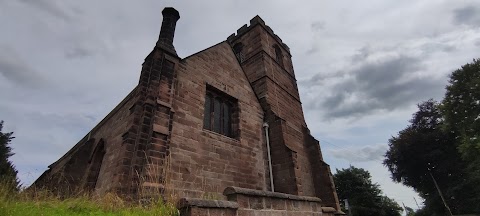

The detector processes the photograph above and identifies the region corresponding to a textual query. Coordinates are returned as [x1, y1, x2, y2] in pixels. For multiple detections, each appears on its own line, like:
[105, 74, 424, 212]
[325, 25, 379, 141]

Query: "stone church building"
[36, 7, 343, 215]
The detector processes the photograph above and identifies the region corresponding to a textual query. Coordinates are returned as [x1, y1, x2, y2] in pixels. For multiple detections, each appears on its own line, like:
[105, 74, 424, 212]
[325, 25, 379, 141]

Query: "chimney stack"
[156, 7, 180, 55]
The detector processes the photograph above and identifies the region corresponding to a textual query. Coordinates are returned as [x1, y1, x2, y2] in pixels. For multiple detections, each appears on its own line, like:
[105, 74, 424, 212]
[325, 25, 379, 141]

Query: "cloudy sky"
[1, 0, 479, 212]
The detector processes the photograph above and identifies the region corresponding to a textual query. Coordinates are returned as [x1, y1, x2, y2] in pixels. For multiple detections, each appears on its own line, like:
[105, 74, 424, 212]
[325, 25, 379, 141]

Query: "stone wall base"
[177, 186, 345, 216]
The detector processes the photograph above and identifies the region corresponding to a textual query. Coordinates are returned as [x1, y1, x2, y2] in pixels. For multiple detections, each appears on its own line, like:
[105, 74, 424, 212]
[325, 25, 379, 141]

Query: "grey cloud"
[301, 67, 349, 86]
[453, 6, 480, 27]
[25, 112, 96, 131]
[305, 46, 319, 55]
[351, 46, 372, 63]
[0, 46, 47, 88]
[308, 55, 444, 119]
[475, 39, 480, 47]
[305, 21, 326, 55]
[18, 0, 78, 21]
[311, 21, 325, 31]
[420, 42, 457, 54]
[0, 104, 96, 186]
[354, 56, 421, 85]
[441, 45, 456, 53]
[328, 144, 388, 162]
[0, 104, 96, 136]
[65, 47, 94, 59]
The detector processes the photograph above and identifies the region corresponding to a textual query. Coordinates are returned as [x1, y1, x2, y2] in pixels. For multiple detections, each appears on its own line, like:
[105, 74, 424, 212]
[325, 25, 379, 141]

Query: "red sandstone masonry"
[169, 42, 266, 199]
[34, 8, 342, 213]
[229, 22, 310, 195]
[177, 187, 341, 216]
[227, 15, 341, 208]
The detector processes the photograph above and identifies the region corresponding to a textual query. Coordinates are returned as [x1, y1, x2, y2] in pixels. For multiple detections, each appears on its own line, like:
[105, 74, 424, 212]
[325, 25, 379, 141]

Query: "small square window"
[203, 86, 237, 138]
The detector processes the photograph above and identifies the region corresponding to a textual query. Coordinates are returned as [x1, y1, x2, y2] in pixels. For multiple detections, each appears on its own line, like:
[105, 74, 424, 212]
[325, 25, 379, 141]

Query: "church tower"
[227, 16, 341, 210]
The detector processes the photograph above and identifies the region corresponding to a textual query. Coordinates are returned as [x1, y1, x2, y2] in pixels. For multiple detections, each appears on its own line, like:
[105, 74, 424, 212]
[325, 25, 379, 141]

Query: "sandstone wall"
[177, 187, 341, 216]
[168, 42, 267, 198]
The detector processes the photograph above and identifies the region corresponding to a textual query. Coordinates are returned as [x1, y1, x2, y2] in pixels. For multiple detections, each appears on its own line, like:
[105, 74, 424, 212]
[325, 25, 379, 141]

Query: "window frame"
[203, 86, 238, 138]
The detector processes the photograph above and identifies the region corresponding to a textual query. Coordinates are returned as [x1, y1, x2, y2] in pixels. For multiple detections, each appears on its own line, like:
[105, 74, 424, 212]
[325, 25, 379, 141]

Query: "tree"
[404, 206, 415, 216]
[442, 59, 480, 172]
[0, 121, 19, 190]
[334, 166, 402, 216]
[384, 100, 480, 214]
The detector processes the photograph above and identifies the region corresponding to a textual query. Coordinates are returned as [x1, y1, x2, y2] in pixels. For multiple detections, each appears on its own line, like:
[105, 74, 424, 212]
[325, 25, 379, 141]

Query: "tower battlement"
[227, 15, 291, 55]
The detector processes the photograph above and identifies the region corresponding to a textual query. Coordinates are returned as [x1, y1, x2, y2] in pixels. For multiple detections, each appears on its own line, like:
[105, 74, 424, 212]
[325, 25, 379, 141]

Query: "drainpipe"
[263, 122, 274, 192]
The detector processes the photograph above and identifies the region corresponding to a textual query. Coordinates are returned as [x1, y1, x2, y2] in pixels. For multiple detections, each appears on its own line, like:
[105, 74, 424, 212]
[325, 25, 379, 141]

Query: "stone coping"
[321, 207, 337, 213]
[223, 186, 322, 203]
[177, 198, 239, 209]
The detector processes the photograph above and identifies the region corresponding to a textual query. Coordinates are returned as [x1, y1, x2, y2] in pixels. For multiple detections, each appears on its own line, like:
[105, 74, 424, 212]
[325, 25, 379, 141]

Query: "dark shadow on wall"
[84, 139, 106, 191]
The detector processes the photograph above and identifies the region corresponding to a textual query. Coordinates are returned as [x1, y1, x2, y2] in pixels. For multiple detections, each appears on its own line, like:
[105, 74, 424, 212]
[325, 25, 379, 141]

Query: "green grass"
[1, 199, 178, 216]
[0, 182, 179, 216]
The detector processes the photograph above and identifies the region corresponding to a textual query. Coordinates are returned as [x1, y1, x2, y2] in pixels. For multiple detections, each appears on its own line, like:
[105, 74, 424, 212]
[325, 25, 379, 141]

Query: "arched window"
[203, 86, 236, 137]
[86, 139, 106, 190]
[274, 44, 284, 67]
[64, 138, 95, 193]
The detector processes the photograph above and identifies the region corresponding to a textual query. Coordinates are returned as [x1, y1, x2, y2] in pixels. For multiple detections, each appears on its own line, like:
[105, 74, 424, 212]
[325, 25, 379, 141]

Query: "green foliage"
[384, 59, 480, 215]
[404, 206, 415, 216]
[442, 59, 480, 171]
[384, 100, 480, 214]
[410, 207, 432, 216]
[0, 121, 19, 191]
[441, 58, 480, 214]
[334, 166, 402, 216]
[384, 100, 456, 189]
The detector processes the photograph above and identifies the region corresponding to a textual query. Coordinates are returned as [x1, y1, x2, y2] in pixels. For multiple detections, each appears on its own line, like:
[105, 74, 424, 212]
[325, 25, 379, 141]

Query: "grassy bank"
[0, 183, 179, 216]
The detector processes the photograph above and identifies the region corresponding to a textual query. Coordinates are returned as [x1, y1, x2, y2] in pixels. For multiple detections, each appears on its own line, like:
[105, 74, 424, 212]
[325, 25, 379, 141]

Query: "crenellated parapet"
[227, 15, 291, 56]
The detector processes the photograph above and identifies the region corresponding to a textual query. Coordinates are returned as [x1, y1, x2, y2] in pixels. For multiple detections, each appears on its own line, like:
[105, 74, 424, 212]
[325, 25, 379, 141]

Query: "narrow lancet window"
[274, 44, 284, 67]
